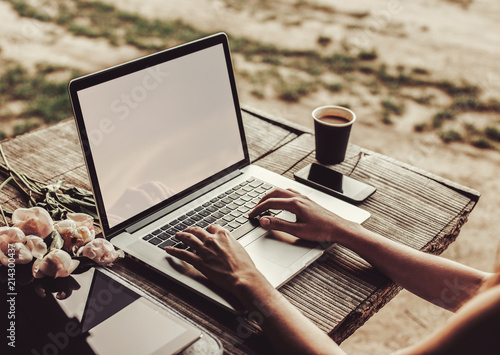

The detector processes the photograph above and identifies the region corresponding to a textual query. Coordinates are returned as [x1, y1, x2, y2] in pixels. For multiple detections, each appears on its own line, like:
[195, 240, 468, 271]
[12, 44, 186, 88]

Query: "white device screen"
[77, 44, 245, 227]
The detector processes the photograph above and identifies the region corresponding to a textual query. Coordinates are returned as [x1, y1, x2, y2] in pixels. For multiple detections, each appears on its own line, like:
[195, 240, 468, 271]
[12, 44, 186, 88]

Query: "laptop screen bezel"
[68, 33, 250, 238]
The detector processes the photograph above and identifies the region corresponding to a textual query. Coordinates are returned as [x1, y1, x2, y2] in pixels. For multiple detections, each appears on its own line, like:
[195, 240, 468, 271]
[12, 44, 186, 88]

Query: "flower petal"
[12, 207, 54, 239]
[32, 249, 80, 278]
[66, 213, 95, 232]
[25, 235, 48, 259]
[78, 238, 124, 266]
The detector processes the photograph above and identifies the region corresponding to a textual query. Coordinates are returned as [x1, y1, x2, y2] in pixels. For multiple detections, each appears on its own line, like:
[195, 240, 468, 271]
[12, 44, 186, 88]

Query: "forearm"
[234, 274, 345, 355]
[337, 223, 488, 311]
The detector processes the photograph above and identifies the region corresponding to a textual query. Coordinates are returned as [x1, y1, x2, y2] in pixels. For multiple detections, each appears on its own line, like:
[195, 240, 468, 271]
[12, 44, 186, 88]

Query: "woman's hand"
[249, 188, 358, 243]
[164, 224, 267, 296]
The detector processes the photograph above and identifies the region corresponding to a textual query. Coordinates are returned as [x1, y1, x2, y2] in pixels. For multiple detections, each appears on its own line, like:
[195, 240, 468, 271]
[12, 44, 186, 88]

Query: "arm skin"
[166, 224, 346, 354]
[248, 189, 492, 311]
[166, 188, 499, 354]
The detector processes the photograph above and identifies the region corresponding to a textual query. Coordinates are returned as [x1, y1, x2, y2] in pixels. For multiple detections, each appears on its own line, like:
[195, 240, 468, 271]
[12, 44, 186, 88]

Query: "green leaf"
[62, 186, 94, 200]
[47, 230, 64, 251]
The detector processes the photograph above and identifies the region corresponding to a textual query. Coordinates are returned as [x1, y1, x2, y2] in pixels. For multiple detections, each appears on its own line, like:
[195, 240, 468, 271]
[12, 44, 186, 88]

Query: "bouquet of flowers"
[0, 143, 123, 281]
[0, 207, 124, 278]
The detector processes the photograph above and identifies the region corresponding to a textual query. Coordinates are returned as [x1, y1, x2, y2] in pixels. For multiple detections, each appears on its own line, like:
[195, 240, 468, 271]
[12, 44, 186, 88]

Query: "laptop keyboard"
[141, 177, 276, 251]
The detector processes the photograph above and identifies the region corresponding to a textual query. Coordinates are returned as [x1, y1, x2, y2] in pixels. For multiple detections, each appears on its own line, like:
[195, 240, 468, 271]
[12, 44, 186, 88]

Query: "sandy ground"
[1, 0, 499, 353]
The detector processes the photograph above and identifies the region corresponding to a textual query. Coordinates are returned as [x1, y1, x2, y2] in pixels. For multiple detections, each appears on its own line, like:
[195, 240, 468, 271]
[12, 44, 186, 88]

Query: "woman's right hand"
[248, 188, 358, 243]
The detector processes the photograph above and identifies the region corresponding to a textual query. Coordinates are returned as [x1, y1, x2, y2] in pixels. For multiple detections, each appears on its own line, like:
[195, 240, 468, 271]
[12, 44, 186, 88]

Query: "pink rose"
[12, 207, 54, 239]
[0, 226, 36, 266]
[32, 249, 80, 278]
[25, 235, 48, 259]
[66, 213, 95, 232]
[54, 219, 95, 254]
[77, 238, 124, 266]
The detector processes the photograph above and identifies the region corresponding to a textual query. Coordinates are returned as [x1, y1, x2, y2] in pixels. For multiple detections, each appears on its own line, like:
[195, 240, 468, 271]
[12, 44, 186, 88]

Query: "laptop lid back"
[69, 33, 249, 238]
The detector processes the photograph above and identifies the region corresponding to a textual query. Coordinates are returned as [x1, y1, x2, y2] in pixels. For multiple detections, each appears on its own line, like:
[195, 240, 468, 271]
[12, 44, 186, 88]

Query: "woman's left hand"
[165, 224, 266, 296]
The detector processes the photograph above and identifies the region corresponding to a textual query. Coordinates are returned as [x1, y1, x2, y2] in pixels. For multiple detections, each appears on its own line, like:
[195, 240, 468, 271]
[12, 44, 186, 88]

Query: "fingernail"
[260, 217, 270, 227]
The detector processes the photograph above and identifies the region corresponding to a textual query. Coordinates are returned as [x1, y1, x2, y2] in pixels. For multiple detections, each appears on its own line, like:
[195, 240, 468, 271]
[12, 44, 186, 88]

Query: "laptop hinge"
[125, 170, 243, 235]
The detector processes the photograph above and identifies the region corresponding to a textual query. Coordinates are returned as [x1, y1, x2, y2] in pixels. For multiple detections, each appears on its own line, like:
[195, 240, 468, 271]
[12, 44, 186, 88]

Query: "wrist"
[232, 270, 278, 309]
[333, 219, 367, 246]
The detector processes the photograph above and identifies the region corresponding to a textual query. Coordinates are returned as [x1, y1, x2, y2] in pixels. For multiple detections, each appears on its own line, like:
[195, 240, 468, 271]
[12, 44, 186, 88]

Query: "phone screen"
[294, 163, 375, 202]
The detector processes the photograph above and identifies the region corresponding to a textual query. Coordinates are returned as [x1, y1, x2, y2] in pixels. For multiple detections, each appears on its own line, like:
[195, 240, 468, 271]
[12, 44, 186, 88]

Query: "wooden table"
[0, 105, 480, 354]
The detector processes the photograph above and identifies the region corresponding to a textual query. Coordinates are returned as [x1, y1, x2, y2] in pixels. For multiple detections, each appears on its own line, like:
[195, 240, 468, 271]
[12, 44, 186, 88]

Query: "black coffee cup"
[313, 106, 356, 164]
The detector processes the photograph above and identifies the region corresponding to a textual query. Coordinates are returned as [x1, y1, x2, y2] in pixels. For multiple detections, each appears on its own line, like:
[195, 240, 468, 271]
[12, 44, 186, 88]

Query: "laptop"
[68, 32, 370, 313]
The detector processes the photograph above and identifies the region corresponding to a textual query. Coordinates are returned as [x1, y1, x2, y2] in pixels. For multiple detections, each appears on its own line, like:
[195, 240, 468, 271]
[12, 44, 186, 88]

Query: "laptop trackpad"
[246, 230, 318, 268]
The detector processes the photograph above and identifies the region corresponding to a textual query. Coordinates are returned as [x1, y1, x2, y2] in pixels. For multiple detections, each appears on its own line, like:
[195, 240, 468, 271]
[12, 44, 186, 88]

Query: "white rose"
[0, 226, 33, 266]
[12, 207, 54, 239]
[78, 238, 124, 266]
[32, 249, 80, 278]
[54, 219, 95, 254]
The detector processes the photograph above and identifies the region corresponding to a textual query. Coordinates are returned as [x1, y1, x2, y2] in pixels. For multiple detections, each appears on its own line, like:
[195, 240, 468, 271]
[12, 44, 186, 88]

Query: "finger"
[259, 215, 302, 235]
[165, 246, 201, 266]
[182, 226, 211, 242]
[175, 231, 204, 249]
[249, 197, 303, 218]
[259, 188, 297, 203]
[206, 224, 225, 234]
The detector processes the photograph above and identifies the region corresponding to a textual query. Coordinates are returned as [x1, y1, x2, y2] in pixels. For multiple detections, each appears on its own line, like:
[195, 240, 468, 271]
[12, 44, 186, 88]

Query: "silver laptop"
[69, 33, 370, 313]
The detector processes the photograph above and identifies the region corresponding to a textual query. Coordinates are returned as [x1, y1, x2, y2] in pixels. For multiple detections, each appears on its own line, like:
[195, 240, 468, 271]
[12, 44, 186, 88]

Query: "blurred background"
[1, 0, 499, 353]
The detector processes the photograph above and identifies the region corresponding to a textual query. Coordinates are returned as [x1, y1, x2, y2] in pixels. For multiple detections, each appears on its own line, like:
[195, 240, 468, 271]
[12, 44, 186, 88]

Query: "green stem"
[0, 176, 14, 191]
[0, 144, 12, 171]
[0, 205, 9, 226]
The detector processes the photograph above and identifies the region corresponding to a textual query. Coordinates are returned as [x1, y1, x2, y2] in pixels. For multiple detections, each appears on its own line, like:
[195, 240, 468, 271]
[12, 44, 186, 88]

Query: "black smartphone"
[294, 163, 376, 203]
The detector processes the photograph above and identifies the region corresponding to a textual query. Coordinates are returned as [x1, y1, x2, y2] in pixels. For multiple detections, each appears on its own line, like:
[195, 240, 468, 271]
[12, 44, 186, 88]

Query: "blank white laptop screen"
[77, 44, 245, 228]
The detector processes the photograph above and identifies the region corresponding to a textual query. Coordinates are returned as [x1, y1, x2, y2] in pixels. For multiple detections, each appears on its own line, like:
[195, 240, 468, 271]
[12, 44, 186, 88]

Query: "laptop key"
[171, 235, 180, 243]
[215, 219, 227, 226]
[196, 220, 209, 228]
[228, 221, 241, 230]
[230, 210, 241, 218]
[249, 181, 263, 188]
[158, 239, 177, 248]
[219, 207, 231, 215]
[142, 234, 154, 241]
[175, 242, 188, 250]
[148, 237, 163, 245]
[233, 199, 245, 206]
[152, 229, 162, 235]
[157, 232, 169, 241]
[236, 216, 248, 224]
[198, 210, 211, 217]
[212, 211, 224, 219]
[204, 216, 217, 224]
